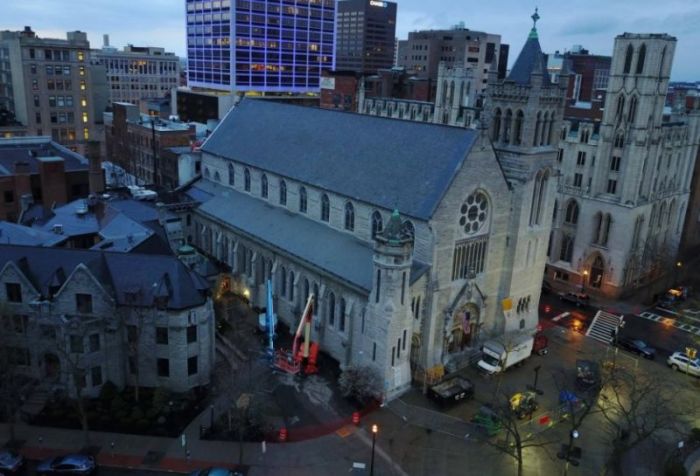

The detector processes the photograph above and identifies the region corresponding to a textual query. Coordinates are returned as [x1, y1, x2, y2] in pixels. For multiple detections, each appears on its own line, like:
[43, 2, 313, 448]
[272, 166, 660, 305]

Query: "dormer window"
[76, 293, 93, 314]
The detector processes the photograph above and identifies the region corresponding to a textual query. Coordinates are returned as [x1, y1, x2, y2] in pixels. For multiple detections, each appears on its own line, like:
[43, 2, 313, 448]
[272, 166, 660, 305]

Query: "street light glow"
[372, 424, 378, 434]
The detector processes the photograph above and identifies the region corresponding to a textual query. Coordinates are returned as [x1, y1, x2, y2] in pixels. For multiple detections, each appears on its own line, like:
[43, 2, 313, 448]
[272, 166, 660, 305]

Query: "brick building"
[0, 136, 100, 222]
[105, 102, 195, 188]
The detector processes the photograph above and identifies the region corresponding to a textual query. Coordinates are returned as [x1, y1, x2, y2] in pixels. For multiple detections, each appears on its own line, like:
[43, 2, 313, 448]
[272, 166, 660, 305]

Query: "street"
[21, 459, 182, 475]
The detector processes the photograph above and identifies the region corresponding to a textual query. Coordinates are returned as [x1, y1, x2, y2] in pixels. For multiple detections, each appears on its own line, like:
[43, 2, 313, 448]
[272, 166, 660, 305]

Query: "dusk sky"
[2, 0, 699, 81]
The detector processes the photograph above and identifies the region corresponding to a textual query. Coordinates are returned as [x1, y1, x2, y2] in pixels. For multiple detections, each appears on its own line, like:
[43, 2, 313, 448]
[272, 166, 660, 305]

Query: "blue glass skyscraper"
[186, 0, 336, 93]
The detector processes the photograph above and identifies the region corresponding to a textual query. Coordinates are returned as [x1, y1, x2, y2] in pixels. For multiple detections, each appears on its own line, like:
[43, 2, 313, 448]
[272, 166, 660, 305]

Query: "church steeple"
[507, 8, 550, 85]
[529, 8, 540, 39]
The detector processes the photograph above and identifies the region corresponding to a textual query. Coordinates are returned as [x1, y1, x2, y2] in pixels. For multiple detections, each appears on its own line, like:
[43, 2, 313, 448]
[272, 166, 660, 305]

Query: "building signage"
[320, 77, 336, 90]
[369, 0, 387, 7]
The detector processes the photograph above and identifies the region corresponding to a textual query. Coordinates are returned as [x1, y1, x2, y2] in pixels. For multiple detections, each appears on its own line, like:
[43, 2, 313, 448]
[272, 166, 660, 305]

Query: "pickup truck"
[428, 376, 474, 407]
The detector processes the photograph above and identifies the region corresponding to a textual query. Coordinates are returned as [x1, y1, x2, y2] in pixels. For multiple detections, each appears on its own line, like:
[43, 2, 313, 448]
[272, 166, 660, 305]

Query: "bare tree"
[481, 389, 557, 476]
[597, 367, 696, 475]
[0, 302, 25, 443]
[121, 289, 154, 403]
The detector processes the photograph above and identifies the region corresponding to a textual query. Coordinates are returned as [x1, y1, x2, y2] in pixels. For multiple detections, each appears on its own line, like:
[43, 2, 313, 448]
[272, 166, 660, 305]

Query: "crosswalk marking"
[636, 309, 700, 336]
[586, 310, 624, 344]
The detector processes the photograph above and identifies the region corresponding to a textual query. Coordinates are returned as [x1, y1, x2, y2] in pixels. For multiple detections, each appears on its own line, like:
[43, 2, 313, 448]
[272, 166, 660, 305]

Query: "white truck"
[477, 333, 534, 375]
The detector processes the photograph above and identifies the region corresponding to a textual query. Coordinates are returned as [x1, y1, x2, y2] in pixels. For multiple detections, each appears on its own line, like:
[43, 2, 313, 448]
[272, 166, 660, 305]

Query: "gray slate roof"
[507, 31, 551, 86]
[201, 99, 478, 220]
[0, 221, 68, 247]
[193, 179, 428, 293]
[0, 244, 208, 309]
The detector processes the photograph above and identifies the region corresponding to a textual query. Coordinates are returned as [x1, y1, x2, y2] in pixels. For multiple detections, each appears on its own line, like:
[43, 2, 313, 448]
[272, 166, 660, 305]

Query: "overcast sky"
[2, 0, 699, 81]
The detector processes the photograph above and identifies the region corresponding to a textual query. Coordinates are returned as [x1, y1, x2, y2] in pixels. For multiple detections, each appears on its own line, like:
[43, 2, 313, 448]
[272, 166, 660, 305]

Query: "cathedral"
[548, 34, 700, 298]
[182, 15, 565, 399]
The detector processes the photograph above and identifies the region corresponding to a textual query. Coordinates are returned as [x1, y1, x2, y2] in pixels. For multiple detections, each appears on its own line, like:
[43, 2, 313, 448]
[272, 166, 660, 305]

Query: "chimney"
[87, 140, 105, 194]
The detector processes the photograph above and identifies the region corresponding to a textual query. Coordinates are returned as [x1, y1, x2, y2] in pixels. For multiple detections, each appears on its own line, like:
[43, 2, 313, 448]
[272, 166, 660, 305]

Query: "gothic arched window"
[402, 220, 415, 247]
[303, 278, 310, 303]
[288, 271, 295, 302]
[616, 95, 625, 121]
[529, 171, 549, 225]
[299, 186, 307, 213]
[280, 266, 287, 297]
[636, 43, 646, 74]
[339, 298, 346, 332]
[344, 202, 355, 231]
[321, 193, 330, 222]
[504, 109, 513, 143]
[514, 110, 524, 145]
[371, 210, 383, 238]
[492, 108, 502, 143]
[244, 168, 251, 191]
[565, 200, 579, 225]
[614, 131, 625, 148]
[623, 45, 634, 74]
[261, 174, 268, 198]
[228, 163, 234, 186]
[628, 96, 638, 124]
[328, 292, 335, 326]
[214, 171, 221, 182]
[279, 179, 287, 205]
[559, 234, 574, 262]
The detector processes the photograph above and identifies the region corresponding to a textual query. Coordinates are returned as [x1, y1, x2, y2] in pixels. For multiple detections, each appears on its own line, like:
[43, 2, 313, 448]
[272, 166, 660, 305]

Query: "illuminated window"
[80, 80, 86, 90]
[82, 112, 88, 123]
[83, 128, 89, 140]
[77, 51, 84, 61]
[79, 66, 85, 76]
[81, 97, 87, 107]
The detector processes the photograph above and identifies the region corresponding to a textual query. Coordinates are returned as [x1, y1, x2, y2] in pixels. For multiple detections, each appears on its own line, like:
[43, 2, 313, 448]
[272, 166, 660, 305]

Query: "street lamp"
[370, 424, 378, 476]
[581, 270, 589, 293]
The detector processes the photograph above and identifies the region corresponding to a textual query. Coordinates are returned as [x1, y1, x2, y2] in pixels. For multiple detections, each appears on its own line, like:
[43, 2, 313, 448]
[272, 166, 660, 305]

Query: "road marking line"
[552, 312, 570, 322]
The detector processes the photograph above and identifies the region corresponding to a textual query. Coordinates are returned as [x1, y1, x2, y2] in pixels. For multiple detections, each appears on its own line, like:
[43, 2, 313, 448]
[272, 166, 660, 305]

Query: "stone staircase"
[586, 310, 624, 344]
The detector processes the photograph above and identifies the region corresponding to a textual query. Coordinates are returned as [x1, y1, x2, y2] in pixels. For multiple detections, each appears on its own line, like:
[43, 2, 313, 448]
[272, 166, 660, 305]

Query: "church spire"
[529, 8, 540, 39]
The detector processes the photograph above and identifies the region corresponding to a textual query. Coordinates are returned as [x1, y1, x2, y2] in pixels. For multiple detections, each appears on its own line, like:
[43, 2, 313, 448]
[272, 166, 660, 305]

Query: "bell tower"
[363, 210, 414, 400]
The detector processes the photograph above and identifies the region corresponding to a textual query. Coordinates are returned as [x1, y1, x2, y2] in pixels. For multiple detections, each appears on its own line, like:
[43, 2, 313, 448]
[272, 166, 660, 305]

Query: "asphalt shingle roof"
[0, 245, 208, 309]
[200, 99, 478, 220]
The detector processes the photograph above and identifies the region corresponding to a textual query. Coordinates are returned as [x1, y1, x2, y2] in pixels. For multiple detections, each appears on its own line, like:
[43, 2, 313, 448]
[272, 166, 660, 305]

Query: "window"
[76, 293, 93, 313]
[607, 179, 617, 194]
[214, 171, 221, 182]
[576, 151, 586, 166]
[228, 163, 234, 185]
[557, 148, 564, 162]
[243, 168, 251, 191]
[188, 356, 198, 376]
[299, 186, 307, 213]
[565, 200, 579, 224]
[623, 45, 633, 74]
[11, 314, 27, 334]
[5, 283, 22, 303]
[451, 236, 488, 280]
[339, 298, 346, 332]
[372, 342, 376, 361]
[559, 234, 574, 262]
[375, 270, 381, 303]
[279, 179, 287, 205]
[371, 211, 383, 238]
[328, 292, 335, 326]
[80, 80, 86, 90]
[614, 132, 625, 148]
[636, 44, 646, 74]
[280, 267, 287, 297]
[530, 172, 549, 226]
[157, 358, 170, 377]
[187, 325, 197, 343]
[628, 96, 637, 123]
[573, 173, 583, 188]
[81, 112, 88, 123]
[401, 272, 406, 305]
[89, 333, 100, 352]
[288, 271, 295, 302]
[156, 327, 169, 345]
[321, 194, 330, 222]
[261, 174, 268, 198]
[3, 190, 14, 203]
[610, 156, 621, 172]
[127, 325, 137, 343]
[91, 366, 103, 387]
[344, 202, 355, 231]
[615, 95, 625, 121]
[70, 335, 84, 353]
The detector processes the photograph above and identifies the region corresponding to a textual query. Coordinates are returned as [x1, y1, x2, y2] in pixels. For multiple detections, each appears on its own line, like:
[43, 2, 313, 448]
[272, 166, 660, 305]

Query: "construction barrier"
[352, 412, 360, 425]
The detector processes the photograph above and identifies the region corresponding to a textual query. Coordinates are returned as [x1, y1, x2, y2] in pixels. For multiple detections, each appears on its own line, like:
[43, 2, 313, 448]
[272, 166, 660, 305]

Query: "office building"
[0, 27, 98, 155]
[185, 0, 336, 93]
[93, 37, 180, 107]
[397, 27, 507, 95]
[335, 0, 397, 73]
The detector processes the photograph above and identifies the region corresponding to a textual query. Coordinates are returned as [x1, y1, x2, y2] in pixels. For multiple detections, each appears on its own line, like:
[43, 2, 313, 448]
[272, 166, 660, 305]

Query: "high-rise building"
[0, 27, 98, 155]
[185, 0, 336, 93]
[335, 0, 397, 74]
[93, 36, 180, 107]
[397, 27, 507, 94]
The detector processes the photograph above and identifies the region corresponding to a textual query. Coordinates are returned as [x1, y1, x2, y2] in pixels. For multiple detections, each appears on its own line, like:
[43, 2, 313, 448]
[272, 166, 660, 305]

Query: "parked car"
[658, 287, 689, 308]
[190, 468, 245, 476]
[558, 292, 590, 307]
[616, 338, 656, 359]
[36, 454, 97, 475]
[667, 352, 700, 377]
[576, 359, 601, 391]
[0, 450, 24, 474]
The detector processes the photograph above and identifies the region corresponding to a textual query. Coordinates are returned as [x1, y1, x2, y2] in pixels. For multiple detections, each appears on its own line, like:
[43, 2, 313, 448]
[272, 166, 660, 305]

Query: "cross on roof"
[531, 7, 540, 29]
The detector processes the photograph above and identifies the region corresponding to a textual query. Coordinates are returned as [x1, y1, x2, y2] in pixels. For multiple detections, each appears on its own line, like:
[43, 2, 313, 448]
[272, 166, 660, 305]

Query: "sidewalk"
[1, 419, 404, 475]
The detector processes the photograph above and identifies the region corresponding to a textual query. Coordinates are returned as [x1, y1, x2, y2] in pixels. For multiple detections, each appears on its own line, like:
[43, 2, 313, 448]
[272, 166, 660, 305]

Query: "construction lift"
[273, 294, 319, 375]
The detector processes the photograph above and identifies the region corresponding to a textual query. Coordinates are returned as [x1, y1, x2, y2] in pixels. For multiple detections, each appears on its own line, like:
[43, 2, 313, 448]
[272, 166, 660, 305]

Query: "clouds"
[1, 0, 698, 80]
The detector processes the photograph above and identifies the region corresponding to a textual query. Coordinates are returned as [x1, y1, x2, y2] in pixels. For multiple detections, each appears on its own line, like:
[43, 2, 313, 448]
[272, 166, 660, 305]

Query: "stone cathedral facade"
[183, 17, 565, 399]
[548, 34, 700, 298]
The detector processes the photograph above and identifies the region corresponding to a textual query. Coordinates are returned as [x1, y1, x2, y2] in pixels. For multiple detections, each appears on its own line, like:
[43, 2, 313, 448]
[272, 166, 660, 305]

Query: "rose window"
[459, 192, 488, 234]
